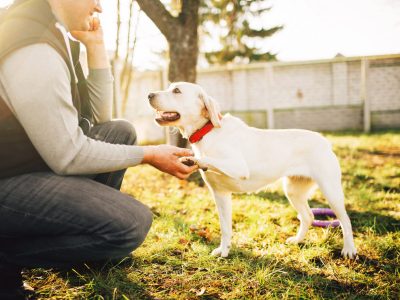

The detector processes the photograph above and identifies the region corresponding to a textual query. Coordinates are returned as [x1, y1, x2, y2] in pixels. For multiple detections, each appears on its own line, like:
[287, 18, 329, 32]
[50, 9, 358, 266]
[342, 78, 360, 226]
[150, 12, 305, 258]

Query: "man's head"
[47, 0, 102, 31]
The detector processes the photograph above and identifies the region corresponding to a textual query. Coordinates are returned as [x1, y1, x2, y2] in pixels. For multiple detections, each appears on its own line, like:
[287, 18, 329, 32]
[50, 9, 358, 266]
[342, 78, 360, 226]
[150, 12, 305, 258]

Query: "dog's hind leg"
[210, 190, 232, 258]
[283, 176, 317, 244]
[315, 176, 357, 258]
[311, 152, 357, 258]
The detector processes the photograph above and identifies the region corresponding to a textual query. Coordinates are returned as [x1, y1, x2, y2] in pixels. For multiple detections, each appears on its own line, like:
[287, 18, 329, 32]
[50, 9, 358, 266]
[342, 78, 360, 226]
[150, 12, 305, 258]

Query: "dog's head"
[148, 82, 221, 134]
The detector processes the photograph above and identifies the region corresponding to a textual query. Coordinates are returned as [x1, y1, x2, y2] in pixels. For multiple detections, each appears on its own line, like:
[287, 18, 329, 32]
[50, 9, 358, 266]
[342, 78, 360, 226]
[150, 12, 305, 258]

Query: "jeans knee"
[130, 204, 153, 245]
[108, 203, 153, 254]
[93, 119, 137, 146]
[112, 120, 138, 145]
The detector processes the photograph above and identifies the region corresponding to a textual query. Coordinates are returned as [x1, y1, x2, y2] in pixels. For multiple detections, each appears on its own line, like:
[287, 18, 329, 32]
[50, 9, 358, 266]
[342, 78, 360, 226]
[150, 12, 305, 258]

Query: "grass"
[26, 131, 400, 299]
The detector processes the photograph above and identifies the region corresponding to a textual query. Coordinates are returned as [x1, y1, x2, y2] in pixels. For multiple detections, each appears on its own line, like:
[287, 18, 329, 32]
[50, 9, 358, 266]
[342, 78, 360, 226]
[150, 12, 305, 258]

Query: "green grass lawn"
[27, 131, 400, 299]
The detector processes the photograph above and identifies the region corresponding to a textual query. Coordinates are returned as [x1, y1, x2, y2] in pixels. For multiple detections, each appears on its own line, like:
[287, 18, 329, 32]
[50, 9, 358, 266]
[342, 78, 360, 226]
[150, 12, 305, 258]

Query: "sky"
[1, 0, 400, 70]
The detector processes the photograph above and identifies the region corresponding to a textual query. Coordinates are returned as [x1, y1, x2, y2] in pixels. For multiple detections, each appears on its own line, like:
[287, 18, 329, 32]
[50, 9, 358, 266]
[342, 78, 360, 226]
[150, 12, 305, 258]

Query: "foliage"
[200, 0, 283, 64]
[26, 131, 400, 299]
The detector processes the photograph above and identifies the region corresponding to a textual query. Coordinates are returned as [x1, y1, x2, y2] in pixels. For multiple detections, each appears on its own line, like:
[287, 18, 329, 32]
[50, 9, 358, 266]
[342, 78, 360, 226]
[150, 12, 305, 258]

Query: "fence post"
[267, 106, 274, 129]
[264, 64, 275, 129]
[361, 58, 370, 132]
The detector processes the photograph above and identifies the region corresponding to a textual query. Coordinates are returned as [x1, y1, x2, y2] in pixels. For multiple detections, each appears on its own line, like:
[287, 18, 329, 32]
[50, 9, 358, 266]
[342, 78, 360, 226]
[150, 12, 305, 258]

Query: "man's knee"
[125, 203, 153, 248]
[105, 200, 153, 256]
[90, 120, 138, 146]
[110, 120, 138, 146]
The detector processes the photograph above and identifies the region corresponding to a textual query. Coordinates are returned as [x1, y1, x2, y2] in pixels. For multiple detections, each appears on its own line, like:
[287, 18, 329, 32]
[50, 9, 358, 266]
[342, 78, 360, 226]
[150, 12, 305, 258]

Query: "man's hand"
[142, 145, 199, 180]
[70, 17, 104, 47]
[70, 17, 110, 69]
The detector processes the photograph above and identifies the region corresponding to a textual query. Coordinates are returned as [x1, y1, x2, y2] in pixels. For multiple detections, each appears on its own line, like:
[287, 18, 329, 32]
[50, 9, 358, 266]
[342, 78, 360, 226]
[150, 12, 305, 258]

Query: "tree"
[120, 0, 141, 116]
[132, 0, 281, 146]
[111, 0, 122, 118]
[136, 0, 199, 84]
[136, 0, 200, 147]
[112, 0, 141, 118]
[200, 0, 282, 64]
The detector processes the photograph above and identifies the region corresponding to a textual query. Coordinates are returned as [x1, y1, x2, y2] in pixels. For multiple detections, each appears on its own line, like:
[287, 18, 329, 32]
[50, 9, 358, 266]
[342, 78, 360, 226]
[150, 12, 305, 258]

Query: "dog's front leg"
[181, 156, 249, 180]
[210, 190, 232, 258]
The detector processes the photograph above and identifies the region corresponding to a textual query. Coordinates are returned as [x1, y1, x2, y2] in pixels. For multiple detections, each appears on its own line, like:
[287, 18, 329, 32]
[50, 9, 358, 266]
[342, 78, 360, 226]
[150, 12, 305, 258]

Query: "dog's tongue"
[158, 111, 180, 121]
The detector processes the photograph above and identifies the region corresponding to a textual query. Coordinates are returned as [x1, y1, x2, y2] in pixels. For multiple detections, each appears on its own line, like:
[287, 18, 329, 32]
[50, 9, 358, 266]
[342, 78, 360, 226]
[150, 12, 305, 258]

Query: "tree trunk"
[167, 2, 198, 146]
[136, 0, 199, 147]
[168, 1, 198, 83]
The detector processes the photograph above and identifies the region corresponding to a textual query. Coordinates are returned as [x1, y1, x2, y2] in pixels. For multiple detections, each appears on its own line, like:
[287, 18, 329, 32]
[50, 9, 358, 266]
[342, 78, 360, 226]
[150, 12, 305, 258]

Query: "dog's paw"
[180, 157, 196, 167]
[285, 236, 303, 244]
[341, 245, 357, 259]
[179, 157, 208, 171]
[211, 246, 230, 258]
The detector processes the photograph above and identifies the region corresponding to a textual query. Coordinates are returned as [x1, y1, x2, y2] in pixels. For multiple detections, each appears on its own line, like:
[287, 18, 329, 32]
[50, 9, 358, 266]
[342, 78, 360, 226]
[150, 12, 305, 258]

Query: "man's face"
[61, 0, 102, 31]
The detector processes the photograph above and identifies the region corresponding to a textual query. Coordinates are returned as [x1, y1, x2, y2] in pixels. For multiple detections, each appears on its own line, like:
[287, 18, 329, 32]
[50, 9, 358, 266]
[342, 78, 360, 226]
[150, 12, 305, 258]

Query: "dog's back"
[197, 114, 335, 185]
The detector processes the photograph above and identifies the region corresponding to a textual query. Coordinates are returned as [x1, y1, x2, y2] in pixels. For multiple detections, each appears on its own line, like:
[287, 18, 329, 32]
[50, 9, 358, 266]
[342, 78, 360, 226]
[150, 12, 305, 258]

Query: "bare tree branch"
[112, 0, 122, 118]
[120, 0, 135, 92]
[114, 0, 121, 60]
[136, 0, 177, 40]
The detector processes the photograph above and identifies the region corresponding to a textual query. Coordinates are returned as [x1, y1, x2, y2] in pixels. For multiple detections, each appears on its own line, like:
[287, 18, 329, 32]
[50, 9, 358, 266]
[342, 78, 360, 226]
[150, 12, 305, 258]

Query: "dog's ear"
[199, 92, 222, 128]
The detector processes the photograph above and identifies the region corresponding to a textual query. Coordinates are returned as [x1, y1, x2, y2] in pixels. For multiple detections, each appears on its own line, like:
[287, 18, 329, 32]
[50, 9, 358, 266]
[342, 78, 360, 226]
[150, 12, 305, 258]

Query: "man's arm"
[72, 17, 113, 124]
[0, 44, 197, 179]
[86, 68, 113, 124]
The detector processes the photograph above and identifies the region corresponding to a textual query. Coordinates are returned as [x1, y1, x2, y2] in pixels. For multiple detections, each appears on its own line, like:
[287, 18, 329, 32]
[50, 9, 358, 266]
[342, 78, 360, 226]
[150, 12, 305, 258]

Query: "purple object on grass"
[311, 208, 340, 228]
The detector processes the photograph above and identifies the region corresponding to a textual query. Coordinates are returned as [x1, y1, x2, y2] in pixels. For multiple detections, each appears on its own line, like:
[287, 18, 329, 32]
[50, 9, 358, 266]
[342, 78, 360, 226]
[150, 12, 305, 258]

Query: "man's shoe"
[0, 287, 32, 300]
[0, 265, 35, 299]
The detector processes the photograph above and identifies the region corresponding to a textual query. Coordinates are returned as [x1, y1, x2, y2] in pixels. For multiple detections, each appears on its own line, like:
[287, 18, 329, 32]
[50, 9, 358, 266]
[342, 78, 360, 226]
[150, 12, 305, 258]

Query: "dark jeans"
[0, 120, 152, 269]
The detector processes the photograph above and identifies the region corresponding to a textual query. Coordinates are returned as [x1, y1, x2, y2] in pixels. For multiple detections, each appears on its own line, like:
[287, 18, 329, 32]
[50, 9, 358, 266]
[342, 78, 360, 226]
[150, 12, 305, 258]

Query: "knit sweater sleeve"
[86, 68, 113, 124]
[0, 43, 144, 175]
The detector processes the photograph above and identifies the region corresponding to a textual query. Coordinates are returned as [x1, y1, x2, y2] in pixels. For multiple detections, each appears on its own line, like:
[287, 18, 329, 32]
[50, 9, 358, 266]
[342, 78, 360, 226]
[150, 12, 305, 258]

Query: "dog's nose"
[148, 93, 155, 100]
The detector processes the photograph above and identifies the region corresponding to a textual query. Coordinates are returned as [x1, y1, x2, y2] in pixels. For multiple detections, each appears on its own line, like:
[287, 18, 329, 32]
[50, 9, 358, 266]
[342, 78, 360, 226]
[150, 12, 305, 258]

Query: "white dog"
[148, 82, 357, 259]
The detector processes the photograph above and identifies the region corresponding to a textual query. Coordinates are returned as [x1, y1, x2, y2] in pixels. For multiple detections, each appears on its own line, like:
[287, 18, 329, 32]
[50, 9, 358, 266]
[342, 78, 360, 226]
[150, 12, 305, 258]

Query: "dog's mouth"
[155, 110, 180, 123]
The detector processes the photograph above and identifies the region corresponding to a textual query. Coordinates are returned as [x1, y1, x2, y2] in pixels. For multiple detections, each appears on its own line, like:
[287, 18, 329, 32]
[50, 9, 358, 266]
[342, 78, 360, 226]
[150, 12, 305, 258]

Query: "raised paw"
[211, 246, 230, 258]
[180, 157, 196, 167]
[179, 157, 208, 171]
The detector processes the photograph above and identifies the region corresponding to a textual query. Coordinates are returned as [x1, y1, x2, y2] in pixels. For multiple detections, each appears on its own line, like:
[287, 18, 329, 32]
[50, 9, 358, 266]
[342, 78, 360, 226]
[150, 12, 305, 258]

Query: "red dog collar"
[189, 121, 214, 143]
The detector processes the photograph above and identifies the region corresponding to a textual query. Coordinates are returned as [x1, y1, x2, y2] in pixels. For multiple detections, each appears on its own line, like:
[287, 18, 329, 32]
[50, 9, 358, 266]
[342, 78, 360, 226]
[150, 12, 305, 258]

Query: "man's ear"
[199, 91, 222, 128]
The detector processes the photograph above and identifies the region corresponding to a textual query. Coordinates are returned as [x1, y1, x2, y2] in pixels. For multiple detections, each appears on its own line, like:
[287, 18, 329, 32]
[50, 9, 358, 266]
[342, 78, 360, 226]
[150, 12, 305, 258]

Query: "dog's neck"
[178, 119, 213, 142]
[179, 114, 224, 143]
[188, 121, 215, 143]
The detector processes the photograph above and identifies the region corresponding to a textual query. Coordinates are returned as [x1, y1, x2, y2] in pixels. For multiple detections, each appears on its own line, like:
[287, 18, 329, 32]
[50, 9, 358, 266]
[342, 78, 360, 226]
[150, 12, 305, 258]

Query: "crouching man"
[0, 0, 198, 298]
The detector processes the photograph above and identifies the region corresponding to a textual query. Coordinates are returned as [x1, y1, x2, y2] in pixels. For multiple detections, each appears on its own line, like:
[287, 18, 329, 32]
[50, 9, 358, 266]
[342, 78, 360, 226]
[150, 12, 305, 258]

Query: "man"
[0, 0, 198, 298]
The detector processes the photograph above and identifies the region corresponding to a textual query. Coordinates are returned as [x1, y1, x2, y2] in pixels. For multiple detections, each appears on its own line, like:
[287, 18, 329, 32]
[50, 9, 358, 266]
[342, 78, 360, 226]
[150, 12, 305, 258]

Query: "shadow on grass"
[55, 259, 155, 300]
[253, 190, 287, 204]
[47, 224, 397, 299]
[349, 210, 400, 234]
[348, 172, 400, 194]
[255, 188, 400, 235]
[230, 248, 377, 299]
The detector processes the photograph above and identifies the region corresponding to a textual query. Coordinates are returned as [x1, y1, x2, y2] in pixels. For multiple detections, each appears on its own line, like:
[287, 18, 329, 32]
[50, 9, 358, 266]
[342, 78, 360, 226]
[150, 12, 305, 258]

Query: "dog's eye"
[173, 87, 181, 94]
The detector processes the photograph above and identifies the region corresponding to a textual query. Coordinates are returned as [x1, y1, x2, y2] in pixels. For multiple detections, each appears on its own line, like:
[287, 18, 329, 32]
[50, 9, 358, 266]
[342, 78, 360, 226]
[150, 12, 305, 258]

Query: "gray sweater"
[0, 42, 144, 175]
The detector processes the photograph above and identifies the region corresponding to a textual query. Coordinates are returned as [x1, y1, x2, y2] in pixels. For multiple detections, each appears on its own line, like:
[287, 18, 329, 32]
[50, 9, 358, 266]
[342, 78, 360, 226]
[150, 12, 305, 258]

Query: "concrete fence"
[122, 54, 400, 144]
